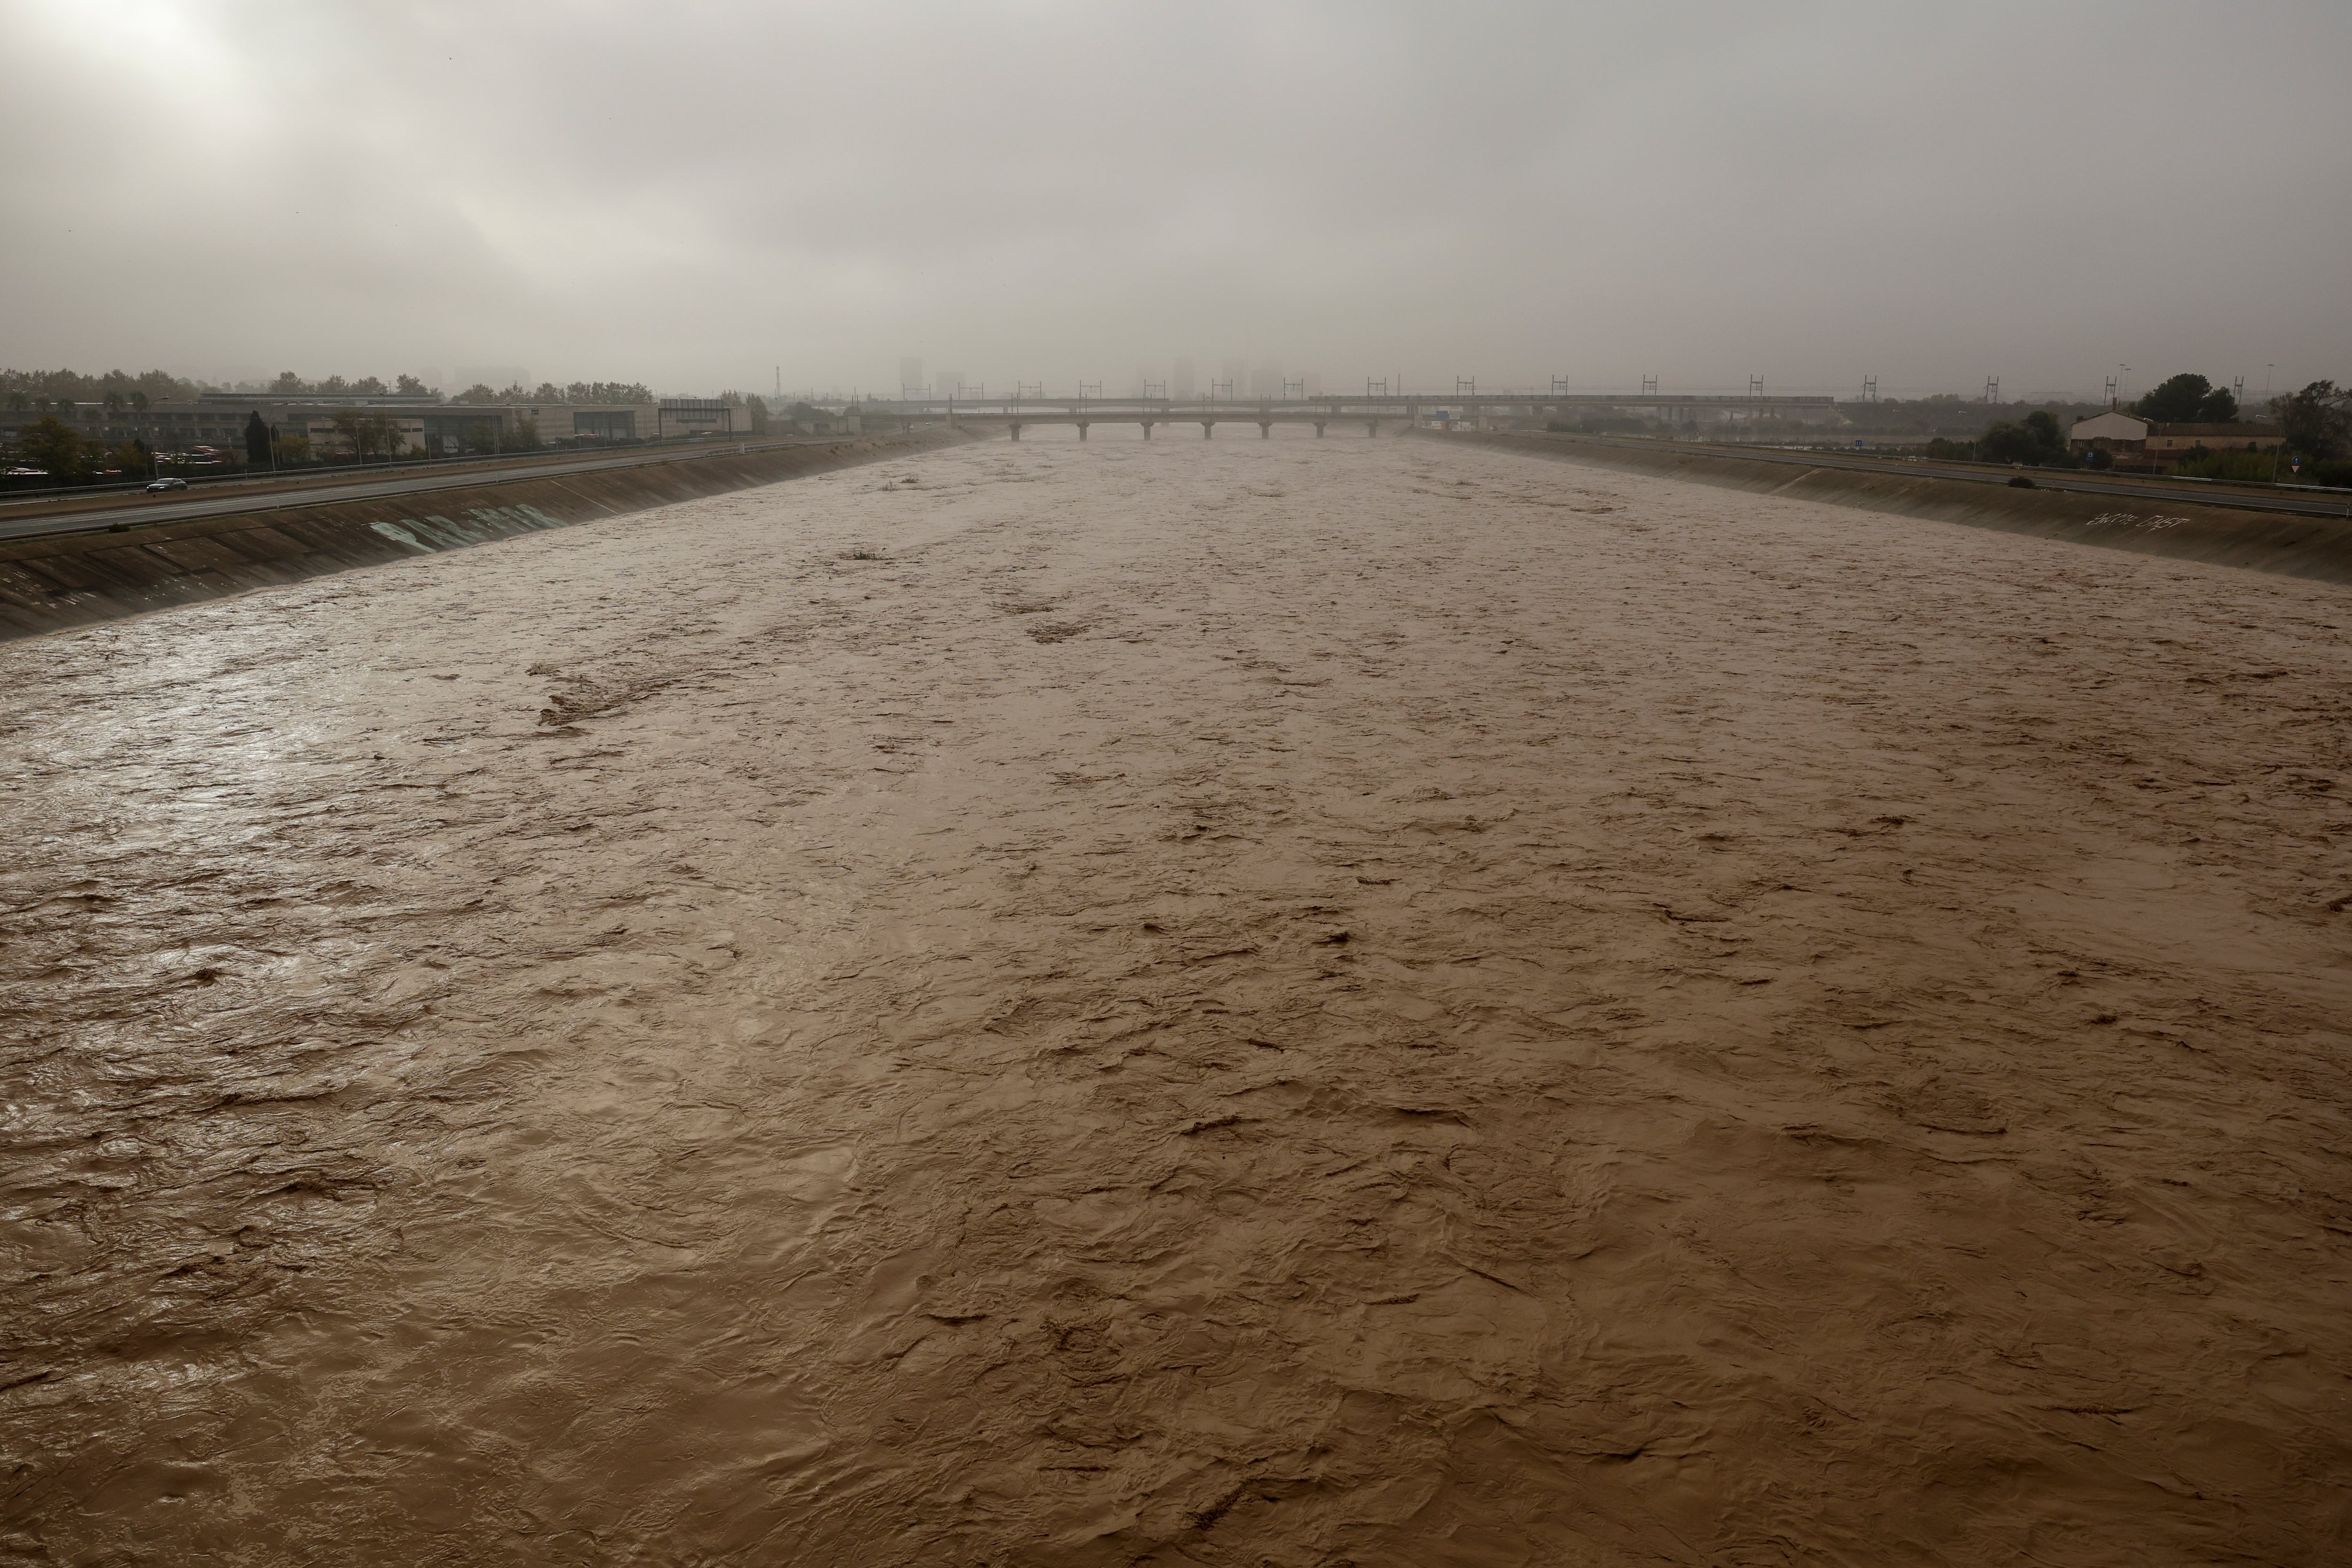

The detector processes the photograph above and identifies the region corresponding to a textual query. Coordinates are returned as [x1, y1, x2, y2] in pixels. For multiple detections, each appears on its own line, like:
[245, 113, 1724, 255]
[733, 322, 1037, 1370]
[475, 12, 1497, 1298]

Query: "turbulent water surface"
[3, 433, 2349, 1566]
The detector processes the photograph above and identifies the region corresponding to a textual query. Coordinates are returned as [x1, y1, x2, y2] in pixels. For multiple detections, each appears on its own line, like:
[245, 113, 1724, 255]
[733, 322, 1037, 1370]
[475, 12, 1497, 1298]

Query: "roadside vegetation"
[1537, 372, 2348, 486]
[1940, 410, 2074, 467]
[8, 415, 153, 485]
[1715, 373, 2348, 486]
[2270, 380, 2351, 483]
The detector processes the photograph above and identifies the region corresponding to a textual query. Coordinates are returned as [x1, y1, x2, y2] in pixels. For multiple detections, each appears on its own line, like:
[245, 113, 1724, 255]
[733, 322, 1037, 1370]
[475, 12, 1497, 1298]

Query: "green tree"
[328, 408, 398, 461]
[132, 369, 193, 402]
[2136, 373, 2213, 422]
[453, 383, 498, 405]
[2131, 374, 2240, 423]
[271, 370, 309, 395]
[395, 374, 431, 397]
[18, 416, 95, 481]
[1972, 410, 2068, 466]
[352, 376, 388, 396]
[1978, 422, 2038, 464]
[565, 381, 654, 404]
[245, 411, 272, 467]
[2274, 381, 2349, 459]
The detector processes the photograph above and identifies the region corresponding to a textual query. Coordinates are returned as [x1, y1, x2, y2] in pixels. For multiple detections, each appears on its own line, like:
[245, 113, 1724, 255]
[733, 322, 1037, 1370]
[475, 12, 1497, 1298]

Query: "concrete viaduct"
[839, 392, 1842, 440]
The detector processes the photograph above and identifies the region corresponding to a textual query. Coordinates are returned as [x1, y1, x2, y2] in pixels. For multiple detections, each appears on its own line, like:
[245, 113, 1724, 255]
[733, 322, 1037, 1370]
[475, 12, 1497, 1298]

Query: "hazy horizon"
[5, 1, 2346, 404]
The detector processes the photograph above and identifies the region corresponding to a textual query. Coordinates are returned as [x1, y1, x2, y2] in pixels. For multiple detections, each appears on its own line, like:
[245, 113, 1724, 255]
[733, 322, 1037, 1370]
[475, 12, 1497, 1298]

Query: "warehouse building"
[2067, 410, 2281, 468]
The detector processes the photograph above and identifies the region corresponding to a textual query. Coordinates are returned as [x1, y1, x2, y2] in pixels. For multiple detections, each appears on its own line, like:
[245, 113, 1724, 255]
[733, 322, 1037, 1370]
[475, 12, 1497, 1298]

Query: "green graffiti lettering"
[402, 517, 466, 547]
[369, 521, 428, 550]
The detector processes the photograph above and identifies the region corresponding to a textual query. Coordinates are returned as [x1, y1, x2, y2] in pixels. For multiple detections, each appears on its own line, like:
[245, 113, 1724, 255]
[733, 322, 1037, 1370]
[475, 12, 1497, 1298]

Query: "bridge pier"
[1010, 422, 1023, 441]
[1258, 422, 1272, 439]
[1367, 419, 1382, 437]
[1200, 422, 1214, 438]
[1078, 421, 1089, 441]
[1141, 421, 1154, 439]
[1313, 421, 1326, 438]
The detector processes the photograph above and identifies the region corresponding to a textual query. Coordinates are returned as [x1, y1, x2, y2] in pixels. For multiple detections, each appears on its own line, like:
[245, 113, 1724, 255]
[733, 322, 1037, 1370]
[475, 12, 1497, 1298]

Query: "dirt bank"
[1421, 429, 2352, 585]
[0, 430, 969, 640]
[2, 432, 2347, 1565]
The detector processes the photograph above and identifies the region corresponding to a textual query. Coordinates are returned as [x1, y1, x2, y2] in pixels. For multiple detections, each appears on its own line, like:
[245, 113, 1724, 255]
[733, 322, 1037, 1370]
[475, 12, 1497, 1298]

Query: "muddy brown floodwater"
[2, 432, 2349, 1567]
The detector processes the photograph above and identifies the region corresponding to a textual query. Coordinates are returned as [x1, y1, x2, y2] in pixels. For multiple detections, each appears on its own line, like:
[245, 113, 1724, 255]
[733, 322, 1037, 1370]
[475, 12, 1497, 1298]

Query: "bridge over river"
[839, 391, 1843, 439]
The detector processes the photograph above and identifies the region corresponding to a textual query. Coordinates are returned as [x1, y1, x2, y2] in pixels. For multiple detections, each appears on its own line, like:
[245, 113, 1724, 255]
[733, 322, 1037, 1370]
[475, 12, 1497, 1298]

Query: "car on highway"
[144, 477, 190, 492]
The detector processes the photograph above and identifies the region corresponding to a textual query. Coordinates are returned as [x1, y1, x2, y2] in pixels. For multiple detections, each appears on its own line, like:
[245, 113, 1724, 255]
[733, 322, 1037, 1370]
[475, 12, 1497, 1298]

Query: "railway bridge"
[842, 391, 1843, 440]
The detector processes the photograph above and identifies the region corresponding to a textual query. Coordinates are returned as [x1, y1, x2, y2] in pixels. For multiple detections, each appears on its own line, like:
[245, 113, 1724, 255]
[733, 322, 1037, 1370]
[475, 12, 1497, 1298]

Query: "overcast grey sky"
[5, 0, 2346, 400]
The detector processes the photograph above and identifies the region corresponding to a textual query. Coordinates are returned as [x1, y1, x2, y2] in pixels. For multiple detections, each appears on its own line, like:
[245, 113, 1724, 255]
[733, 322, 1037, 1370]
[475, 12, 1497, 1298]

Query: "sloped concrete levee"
[0, 430, 970, 639]
[1415, 430, 2352, 586]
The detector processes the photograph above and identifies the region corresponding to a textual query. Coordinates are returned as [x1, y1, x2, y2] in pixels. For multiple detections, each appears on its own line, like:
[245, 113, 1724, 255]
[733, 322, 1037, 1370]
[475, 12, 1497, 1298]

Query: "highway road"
[0, 438, 846, 543]
[1556, 435, 2352, 520]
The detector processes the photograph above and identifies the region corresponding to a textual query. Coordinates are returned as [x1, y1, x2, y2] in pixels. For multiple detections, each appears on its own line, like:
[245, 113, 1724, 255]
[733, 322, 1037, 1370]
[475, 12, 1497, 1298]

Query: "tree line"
[3, 366, 664, 408]
[3, 367, 200, 409]
[263, 372, 657, 406]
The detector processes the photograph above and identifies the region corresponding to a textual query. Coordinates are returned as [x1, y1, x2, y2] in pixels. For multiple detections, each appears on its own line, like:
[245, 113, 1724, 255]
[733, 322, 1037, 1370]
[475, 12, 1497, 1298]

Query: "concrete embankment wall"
[1418, 430, 2352, 587]
[0, 431, 969, 640]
